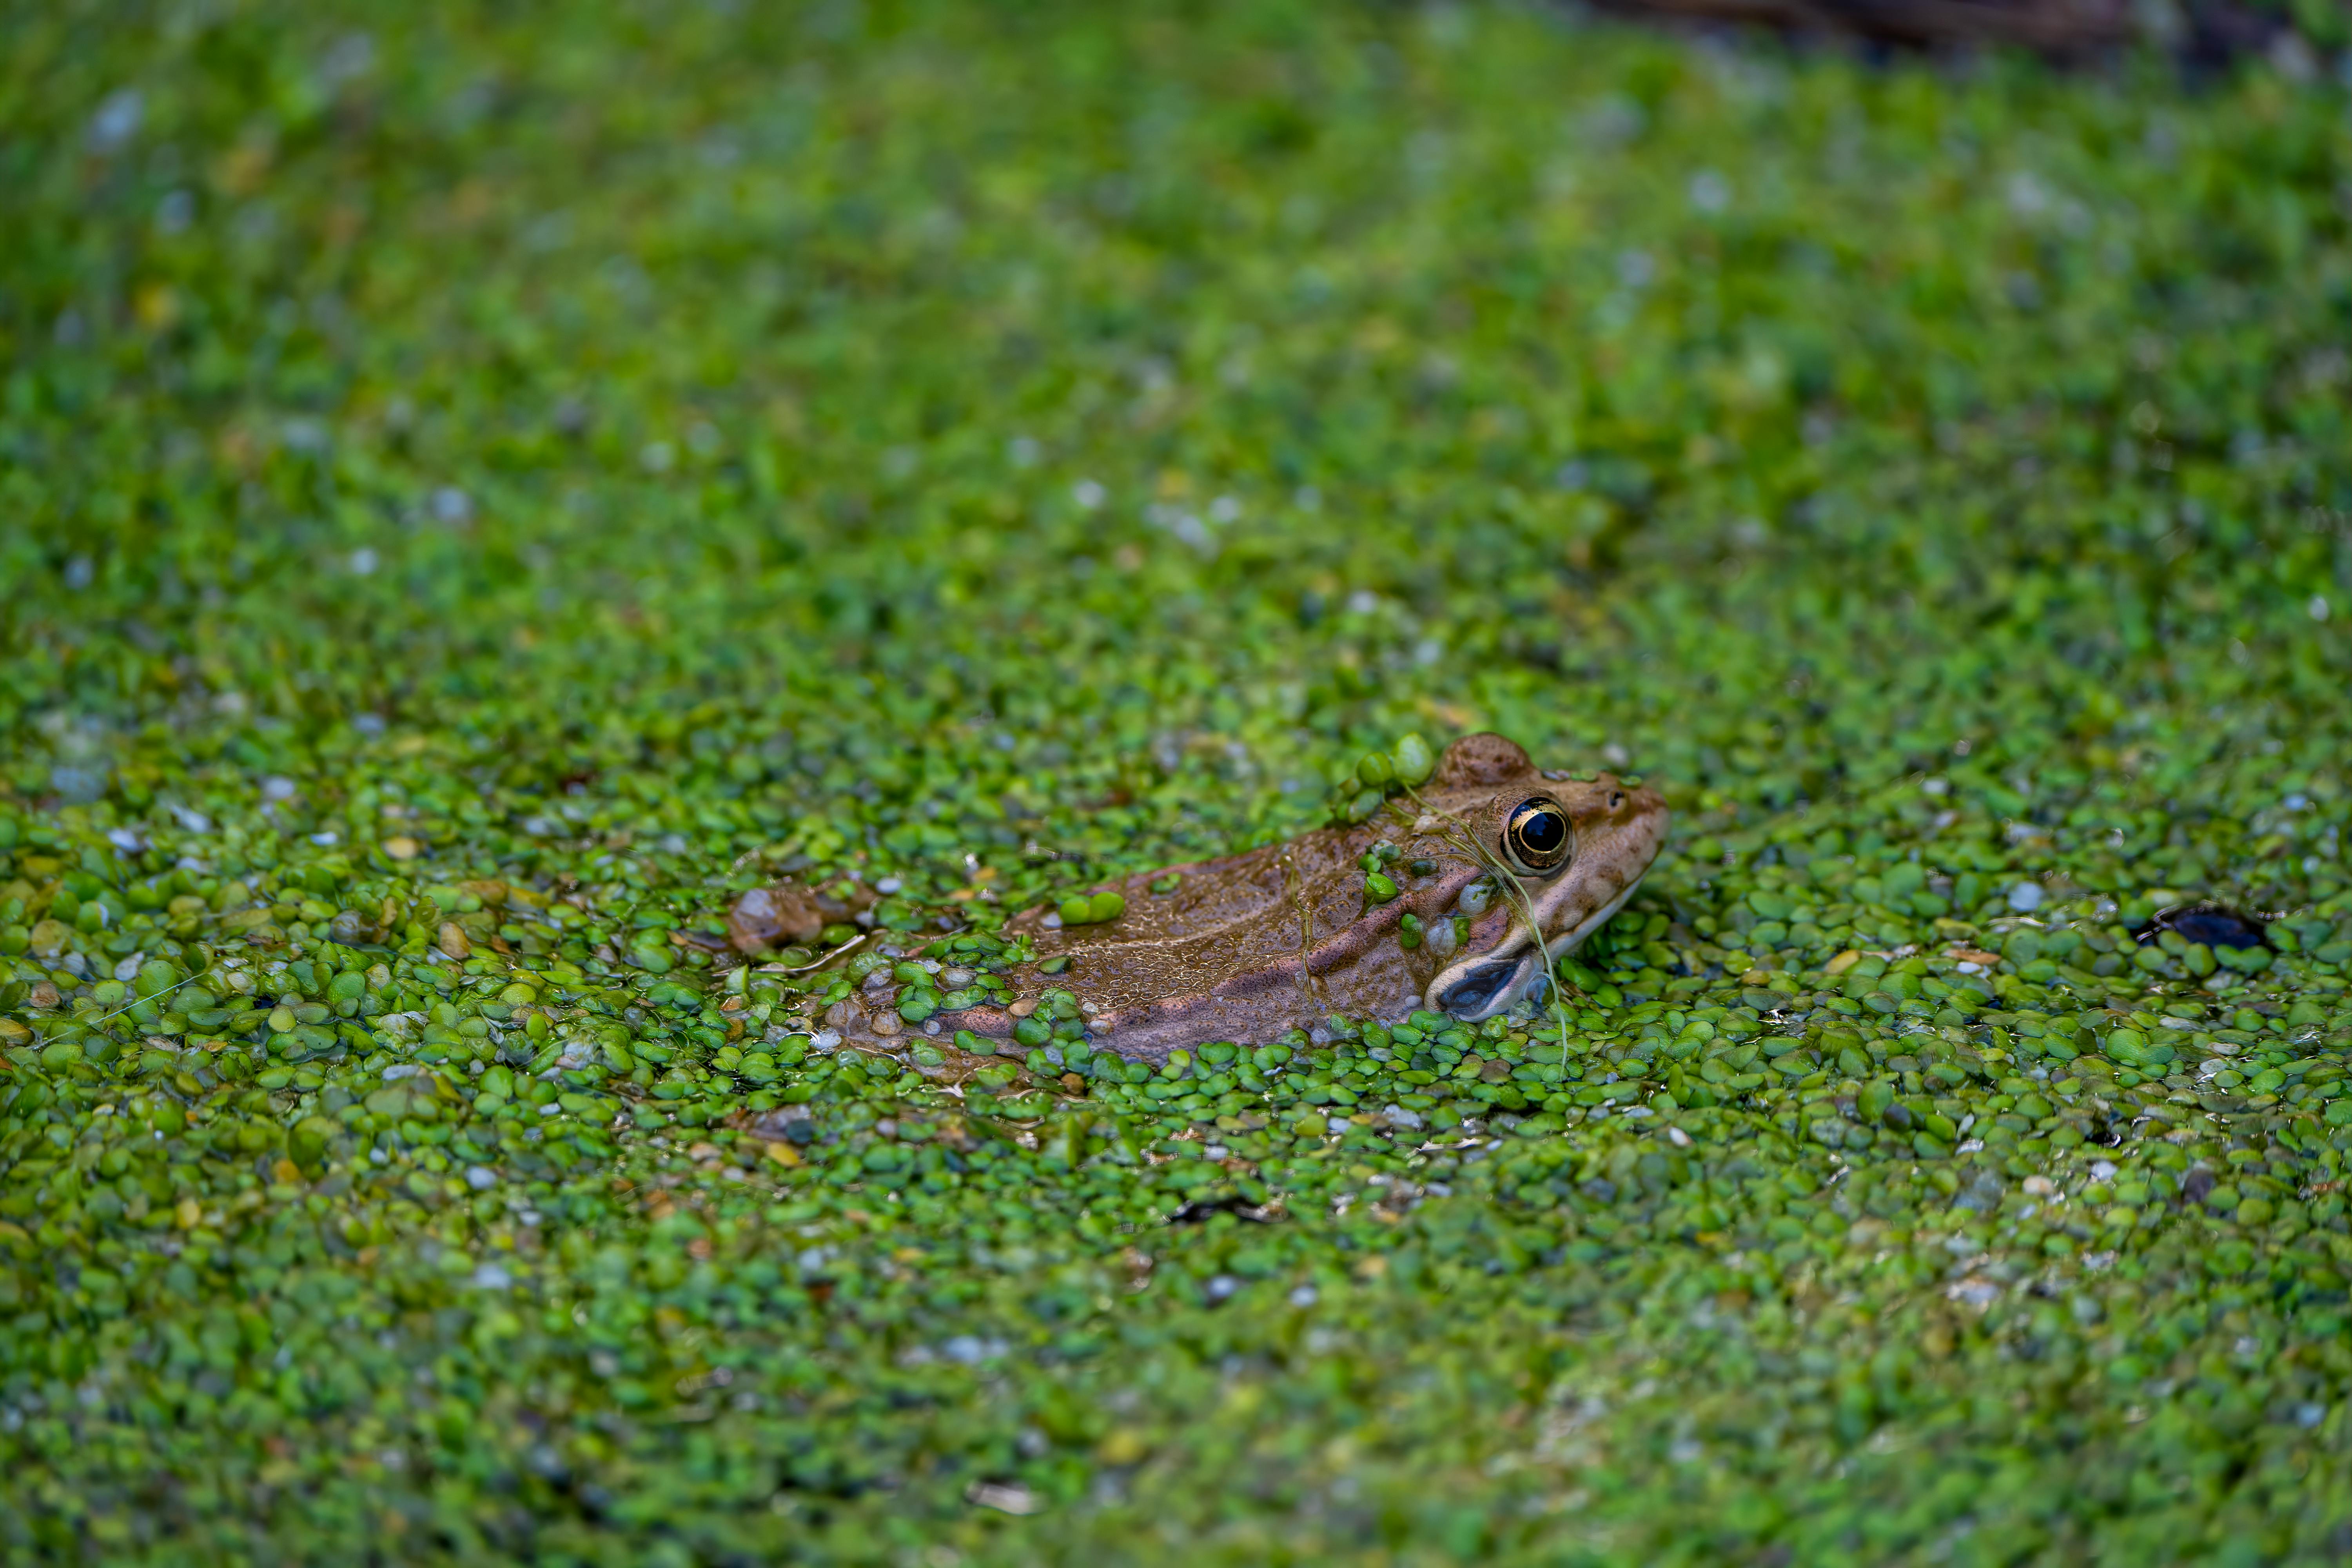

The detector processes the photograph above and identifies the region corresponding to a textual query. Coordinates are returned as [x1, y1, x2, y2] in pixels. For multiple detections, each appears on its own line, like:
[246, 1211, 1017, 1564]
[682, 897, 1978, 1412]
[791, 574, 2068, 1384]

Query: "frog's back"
[996, 824, 1437, 1056]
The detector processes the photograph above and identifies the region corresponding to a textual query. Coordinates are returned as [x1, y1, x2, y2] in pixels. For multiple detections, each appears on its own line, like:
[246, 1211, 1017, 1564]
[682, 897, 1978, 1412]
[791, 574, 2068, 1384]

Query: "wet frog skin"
[786, 734, 1666, 1062]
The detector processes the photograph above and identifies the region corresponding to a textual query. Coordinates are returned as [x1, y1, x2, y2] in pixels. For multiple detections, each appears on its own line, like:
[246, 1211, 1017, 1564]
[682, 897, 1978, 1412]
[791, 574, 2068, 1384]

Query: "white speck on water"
[1289, 1284, 1319, 1308]
[967, 1481, 1040, 1516]
[470, 1262, 512, 1289]
[1041, 913, 1063, 930]
[430, 486, 474, 525]
[1204, 1275, 1240, 1303]
[1347, 589, 1380, 615]
[466, 1166, 498, 1190]
[1581, 94, 1646, 147]
[1616, 248, 1655, 289]
[944, 1335, 1005, 1365]
[2007, 882, 2045, 912]
[876, 877, 903, 895]
[106, 827, 146, 853]
[2090, 1160, 2119, 1181]
[156, 188, 194, 233]
[113, 956, 143, 982]
[1209, 494, 1241, 524]
[382, 1065, 424, 1080]
[639, 441, 675, 474]
[310, 831, 339, 846]
[280, 416, 329, 454]
[320, 31, 376, 84]
[171, 804, 211, 833]
[1946, 1277, 2000, 1308]
[88, 89, 142, 151]
[1072, 478, 1105, 510]
[1688, 169, 1729, 212]
[350, 547, 378, 575]
[811, 1029, 842, 1051]
[1921, 777, 1949, 797]
[260, 775, 297, 802]
[538, 1103, 561, 1117]
[2311, 595, 2331, 622]
[1007, 435, 1040, 468]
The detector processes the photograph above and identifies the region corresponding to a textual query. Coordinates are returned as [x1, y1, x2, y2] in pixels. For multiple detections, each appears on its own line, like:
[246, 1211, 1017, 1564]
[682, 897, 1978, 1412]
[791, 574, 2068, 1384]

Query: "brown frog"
[772, 734, 1666, 1062]
[726, 877, 874, 953]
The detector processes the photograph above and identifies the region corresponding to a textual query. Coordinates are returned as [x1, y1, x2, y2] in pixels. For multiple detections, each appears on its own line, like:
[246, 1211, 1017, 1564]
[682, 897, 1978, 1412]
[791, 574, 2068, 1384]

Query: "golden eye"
[1503, 797, 1572, 874]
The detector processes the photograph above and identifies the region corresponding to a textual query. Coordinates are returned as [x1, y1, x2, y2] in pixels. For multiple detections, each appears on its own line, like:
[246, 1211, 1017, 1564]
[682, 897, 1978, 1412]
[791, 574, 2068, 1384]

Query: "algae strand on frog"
[735, 733, 1667, 1063]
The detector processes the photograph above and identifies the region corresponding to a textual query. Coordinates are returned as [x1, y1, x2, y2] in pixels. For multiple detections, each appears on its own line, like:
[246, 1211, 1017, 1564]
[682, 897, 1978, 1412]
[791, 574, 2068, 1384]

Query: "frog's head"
[1415, 734, 1670, 1023]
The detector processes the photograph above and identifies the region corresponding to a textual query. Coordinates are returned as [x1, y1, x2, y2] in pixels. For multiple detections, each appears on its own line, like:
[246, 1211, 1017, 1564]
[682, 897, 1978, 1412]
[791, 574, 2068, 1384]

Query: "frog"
[773, 733, 1667, 1062]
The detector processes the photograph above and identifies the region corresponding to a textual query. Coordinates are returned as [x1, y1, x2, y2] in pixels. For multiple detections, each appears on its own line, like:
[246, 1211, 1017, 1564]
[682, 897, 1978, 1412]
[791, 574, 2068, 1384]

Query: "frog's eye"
[1502, 797, 1572, 875]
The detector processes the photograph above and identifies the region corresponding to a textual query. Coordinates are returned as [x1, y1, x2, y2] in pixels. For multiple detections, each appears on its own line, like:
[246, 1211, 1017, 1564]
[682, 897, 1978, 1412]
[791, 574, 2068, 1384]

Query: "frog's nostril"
[1437, 955, 1526, 1019]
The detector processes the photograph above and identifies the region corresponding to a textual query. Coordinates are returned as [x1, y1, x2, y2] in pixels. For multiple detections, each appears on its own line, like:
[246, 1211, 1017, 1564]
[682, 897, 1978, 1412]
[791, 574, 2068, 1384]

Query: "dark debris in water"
[2136, 902, 2271, 952]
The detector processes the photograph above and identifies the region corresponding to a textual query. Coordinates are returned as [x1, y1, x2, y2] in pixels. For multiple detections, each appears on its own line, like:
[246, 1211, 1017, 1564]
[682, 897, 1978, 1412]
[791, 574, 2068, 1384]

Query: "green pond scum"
[4, 1, 2352, 1562]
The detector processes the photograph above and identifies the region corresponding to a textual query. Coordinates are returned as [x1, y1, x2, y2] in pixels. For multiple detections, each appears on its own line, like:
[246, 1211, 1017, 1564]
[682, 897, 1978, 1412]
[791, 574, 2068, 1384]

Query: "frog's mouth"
[1426, 878, 1643, 1023]
[1432, 951, 1537, 1020]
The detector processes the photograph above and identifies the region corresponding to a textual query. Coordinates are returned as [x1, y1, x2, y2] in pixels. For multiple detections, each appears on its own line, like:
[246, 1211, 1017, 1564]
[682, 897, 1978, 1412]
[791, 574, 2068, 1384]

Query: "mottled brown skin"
[824, 734, 1667, 1063]
[727, 878, 873, 954]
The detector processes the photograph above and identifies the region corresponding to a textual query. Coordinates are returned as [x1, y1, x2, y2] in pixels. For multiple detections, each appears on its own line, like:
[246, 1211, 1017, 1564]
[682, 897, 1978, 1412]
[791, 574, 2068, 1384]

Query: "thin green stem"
[1399, 788, 1577, 1066]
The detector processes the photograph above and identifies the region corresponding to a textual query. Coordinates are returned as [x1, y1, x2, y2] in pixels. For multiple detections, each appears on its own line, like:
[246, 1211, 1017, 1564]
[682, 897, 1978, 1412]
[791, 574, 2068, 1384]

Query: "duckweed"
[6, 2, 2352, 1563]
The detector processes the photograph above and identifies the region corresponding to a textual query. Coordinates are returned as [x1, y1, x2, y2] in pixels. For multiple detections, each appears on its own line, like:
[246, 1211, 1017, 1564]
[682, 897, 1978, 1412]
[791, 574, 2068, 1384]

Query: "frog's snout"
[1435, 951, 1535, 1022]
